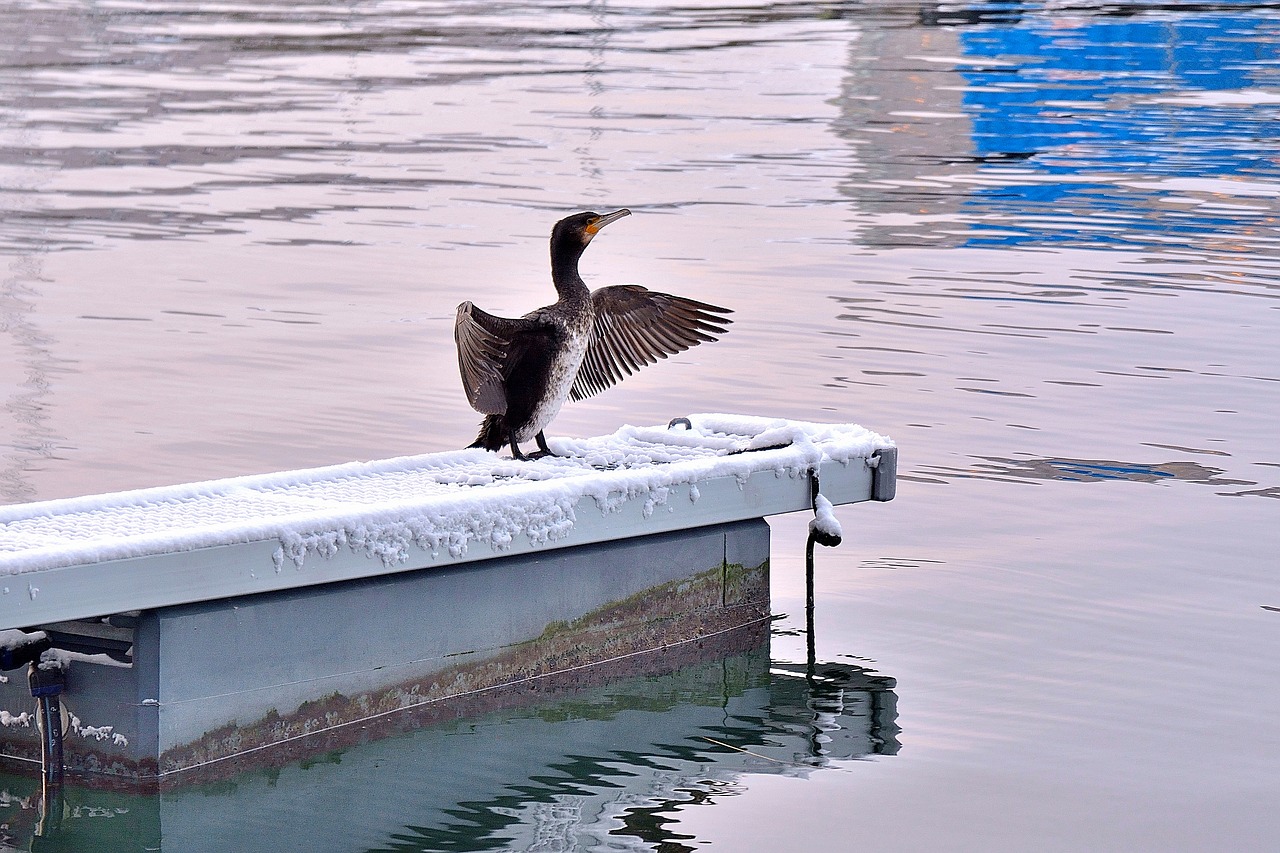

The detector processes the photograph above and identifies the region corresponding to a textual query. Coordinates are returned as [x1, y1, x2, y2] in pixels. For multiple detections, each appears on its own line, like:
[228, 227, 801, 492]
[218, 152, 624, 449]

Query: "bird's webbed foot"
[526, 431, 558, 460]
[507, 432, 558, 461]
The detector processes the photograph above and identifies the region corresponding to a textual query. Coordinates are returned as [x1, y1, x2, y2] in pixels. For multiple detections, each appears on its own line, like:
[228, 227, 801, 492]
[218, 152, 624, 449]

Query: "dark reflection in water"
[0, 650, 897, 853]
[908, 453, 1278, 495]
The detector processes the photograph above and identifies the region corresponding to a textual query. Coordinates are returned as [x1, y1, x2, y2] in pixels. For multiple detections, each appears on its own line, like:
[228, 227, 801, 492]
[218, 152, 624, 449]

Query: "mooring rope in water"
[699, 735, 797, 767]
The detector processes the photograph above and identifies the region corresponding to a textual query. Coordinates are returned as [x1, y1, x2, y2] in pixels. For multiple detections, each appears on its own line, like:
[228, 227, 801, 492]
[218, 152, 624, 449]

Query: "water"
[1, 0, 1278, 849]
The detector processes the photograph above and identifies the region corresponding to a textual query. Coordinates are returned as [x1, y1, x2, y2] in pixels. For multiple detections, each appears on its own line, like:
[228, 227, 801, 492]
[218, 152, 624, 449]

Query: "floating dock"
[0, 414, 895, 786]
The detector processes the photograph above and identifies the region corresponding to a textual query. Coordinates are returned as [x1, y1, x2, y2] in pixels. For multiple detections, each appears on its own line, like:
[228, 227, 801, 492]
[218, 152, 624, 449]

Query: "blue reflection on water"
[954, 7, 1280, 247]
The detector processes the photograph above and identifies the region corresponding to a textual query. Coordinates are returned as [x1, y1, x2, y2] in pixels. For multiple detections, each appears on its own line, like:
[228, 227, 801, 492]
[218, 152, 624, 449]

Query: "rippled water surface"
[2, 1, 1278, 850]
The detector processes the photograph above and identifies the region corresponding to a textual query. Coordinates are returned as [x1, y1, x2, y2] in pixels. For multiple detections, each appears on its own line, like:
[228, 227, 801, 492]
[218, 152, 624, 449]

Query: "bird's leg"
[536, 431, 555, 456]
[508, 436, 529, 461]
[527, 431, 557, 460]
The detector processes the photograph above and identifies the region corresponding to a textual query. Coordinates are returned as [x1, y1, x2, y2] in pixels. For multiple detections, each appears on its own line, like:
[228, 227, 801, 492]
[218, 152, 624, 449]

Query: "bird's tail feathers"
[469, 415, 508, 452]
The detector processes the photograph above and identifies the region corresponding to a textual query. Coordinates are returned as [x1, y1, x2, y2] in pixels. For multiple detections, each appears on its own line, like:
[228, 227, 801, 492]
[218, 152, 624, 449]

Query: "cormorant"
[455, 209, 731, 460]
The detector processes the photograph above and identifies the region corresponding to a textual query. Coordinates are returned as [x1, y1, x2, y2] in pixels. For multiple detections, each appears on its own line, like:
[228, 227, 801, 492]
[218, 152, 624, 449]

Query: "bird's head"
[551, 209, 631, 252]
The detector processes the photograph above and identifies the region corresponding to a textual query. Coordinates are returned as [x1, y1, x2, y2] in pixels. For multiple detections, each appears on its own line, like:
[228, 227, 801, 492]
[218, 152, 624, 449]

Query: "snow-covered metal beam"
[0, 415, 895, 629]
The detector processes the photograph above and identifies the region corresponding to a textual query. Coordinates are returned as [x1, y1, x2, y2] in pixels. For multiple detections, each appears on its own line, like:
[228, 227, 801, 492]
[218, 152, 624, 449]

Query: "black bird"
[455, 209, 731, 460]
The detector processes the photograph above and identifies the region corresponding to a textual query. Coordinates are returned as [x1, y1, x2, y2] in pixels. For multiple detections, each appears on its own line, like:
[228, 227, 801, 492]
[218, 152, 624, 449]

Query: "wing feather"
[569, 285, 731, 402]
[454, 301, 521, 414]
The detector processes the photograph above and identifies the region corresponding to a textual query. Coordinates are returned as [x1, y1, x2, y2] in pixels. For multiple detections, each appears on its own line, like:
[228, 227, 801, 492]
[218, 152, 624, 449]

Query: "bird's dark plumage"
[454, 209, 731, 460]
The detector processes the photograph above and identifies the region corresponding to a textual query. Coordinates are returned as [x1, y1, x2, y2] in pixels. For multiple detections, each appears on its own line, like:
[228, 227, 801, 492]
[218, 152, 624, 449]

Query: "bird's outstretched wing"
[570, 285, 732, 402]
[455, 301, 522, 414]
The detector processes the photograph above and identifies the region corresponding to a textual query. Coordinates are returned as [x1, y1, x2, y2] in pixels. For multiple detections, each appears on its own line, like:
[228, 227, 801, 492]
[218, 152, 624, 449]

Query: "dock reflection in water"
[0, 650, 897, 853]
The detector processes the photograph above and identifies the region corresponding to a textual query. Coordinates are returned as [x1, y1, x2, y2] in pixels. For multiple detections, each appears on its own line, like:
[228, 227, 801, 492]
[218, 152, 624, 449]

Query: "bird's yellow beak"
[585, 208, 631, 235]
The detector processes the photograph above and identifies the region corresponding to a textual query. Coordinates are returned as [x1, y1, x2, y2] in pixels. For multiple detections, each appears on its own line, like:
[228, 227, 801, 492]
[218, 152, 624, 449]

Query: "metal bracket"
[871, 446, 897, 502]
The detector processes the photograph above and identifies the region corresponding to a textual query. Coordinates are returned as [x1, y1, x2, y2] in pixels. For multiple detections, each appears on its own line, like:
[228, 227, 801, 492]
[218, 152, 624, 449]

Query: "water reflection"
[0, 0, 906, 253]
[911, 453, 1269, 493]
[838, 1, 1280, 251]
[0, 257, 67, 504]
[0, 650, 897, 853]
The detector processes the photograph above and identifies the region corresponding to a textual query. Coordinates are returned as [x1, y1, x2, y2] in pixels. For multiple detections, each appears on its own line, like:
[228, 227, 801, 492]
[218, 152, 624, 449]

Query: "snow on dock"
[0, 414, 894, 628]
